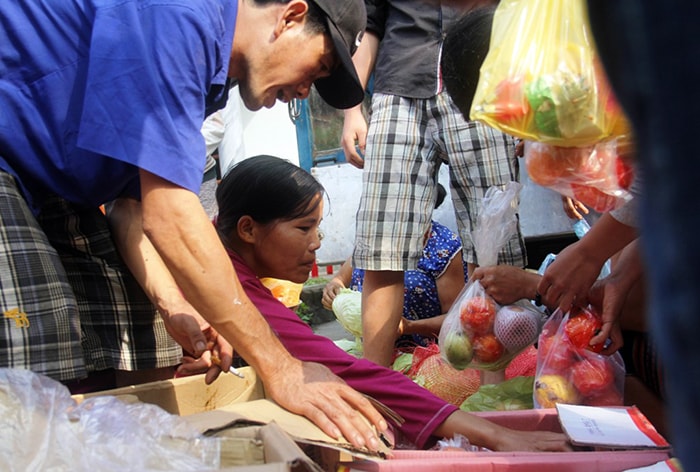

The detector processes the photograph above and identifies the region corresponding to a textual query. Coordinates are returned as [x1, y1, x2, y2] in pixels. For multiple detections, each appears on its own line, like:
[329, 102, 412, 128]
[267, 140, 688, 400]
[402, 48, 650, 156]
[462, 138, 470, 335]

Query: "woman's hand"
[496, 428, 572, 452]
[263, 359, 388, 452]
[322, 277, 346, 310]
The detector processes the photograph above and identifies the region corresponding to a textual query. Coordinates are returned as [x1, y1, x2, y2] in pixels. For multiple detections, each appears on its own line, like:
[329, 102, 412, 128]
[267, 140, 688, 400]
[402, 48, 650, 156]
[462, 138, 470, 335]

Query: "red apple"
[538, 334, 576, 372]
[586, 386, 624, 406]
[616, 156, 634, 190]
[571, 183, 620, 212]
[571, 357, 615, 396]
[564, 307, 605, 353]
[473, 333, 505, 363]
[525, 143, 586, 187]
[459, 296, 497, 335]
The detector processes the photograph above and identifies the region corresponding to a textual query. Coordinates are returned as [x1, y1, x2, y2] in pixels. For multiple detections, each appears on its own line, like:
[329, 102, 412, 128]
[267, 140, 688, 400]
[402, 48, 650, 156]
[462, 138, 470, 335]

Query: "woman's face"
[249, 197, 324, 284]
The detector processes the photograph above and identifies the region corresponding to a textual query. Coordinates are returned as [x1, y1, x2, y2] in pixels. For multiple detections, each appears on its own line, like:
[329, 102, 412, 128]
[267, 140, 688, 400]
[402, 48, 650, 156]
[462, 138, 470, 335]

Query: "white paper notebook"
[556, 404, 670, 449]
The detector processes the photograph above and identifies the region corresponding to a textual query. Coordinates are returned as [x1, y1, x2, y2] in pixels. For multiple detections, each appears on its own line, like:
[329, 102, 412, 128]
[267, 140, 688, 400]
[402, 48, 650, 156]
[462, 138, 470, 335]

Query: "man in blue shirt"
[0, 0, 387, 451]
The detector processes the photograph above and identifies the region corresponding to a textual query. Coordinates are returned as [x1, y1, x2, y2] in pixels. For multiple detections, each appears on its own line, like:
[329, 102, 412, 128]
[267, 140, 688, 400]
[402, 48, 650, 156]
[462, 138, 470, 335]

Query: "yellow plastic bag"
[470, 0, 630, 147]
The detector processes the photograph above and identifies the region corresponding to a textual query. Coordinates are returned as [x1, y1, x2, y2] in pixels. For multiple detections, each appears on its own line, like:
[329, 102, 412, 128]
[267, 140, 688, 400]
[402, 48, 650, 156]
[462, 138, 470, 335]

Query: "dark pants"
[586, 1, 700, 466]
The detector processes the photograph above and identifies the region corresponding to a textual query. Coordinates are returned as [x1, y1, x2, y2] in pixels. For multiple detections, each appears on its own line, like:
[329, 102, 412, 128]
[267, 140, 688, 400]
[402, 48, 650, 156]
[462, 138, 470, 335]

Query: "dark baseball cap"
[310, 0, 366, 109]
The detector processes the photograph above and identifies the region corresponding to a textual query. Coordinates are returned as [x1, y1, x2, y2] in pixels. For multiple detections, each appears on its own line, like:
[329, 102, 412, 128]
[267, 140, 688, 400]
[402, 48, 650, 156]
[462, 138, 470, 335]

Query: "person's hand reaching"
[159, 297, 234, 384]
[537, 240, 603, 314]
[561, 196, 589, 220]
[322, 277, 346, 310]
[587, 278, 625, 354]
[586, 240, 644, 354]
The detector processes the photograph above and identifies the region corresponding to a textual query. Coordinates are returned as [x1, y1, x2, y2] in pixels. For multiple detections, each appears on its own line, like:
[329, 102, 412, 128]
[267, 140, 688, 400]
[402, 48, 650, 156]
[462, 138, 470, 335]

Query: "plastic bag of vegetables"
[470, 0, 631, 147]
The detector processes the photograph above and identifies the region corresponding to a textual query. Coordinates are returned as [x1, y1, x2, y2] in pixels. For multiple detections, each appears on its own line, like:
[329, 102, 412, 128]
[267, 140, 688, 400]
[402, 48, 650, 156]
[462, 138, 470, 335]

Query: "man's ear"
[274, 0, 308, 36]
[237, 215, 257, 244]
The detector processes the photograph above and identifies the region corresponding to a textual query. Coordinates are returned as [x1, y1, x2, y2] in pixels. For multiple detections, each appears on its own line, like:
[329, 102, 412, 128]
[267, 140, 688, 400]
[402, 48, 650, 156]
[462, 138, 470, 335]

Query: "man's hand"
[263, 359, 388, 452]
[472, 265, 541, 306]
[537, 240, 602, 314]
[159, 297, 234, 384]
[341, 106, 368, 169]
[587, 279, 625, 354]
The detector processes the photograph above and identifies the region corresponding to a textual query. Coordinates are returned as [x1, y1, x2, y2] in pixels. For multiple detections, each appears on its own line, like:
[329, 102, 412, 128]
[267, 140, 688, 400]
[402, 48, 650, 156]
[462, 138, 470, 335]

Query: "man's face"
[237, 23, 336, 111]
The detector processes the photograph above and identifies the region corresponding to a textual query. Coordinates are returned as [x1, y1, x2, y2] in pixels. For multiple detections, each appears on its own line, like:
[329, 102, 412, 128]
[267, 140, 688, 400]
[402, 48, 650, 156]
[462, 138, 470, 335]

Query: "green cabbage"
[331, 288, 363, 340]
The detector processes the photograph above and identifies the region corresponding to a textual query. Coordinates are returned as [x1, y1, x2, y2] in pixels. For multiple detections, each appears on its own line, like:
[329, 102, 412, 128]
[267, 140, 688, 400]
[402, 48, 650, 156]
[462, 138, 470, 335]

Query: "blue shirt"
[0, 0, 236, 212]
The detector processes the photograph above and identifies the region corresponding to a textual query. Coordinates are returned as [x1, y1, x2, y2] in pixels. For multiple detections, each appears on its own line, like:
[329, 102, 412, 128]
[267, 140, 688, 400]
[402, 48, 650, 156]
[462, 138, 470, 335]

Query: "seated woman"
[203, 155, 568, 451]
[322, 184, 467, 348]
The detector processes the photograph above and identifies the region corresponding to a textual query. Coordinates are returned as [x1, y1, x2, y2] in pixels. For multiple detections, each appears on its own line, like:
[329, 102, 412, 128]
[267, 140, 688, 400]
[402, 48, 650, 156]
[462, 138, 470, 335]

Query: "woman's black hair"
[441, 6, 496, 120]
[215, 155, 325, 247]
[435, 182, 447, 209]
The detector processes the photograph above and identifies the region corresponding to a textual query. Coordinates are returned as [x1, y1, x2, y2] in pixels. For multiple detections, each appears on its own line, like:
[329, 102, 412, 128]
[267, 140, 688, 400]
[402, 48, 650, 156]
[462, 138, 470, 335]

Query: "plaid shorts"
[0, 171, 181, 383]
[353, 92, 527, 269]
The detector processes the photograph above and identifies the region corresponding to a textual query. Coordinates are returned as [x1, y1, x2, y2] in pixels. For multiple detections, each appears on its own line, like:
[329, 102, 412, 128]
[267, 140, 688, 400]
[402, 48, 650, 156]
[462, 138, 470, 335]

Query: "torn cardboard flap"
[184, 398, 391, 460]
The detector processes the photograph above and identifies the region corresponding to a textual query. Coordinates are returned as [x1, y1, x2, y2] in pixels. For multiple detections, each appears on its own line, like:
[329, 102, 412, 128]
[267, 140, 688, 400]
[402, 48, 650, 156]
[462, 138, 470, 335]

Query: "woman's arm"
[322, 257, 353, 310]
[436, 251, 467, 313]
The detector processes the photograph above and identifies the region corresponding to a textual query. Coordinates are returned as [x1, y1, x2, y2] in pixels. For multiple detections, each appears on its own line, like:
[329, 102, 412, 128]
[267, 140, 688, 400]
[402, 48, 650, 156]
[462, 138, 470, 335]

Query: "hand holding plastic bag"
[533, 307, 625, 409]
[440, 183, 542, 371]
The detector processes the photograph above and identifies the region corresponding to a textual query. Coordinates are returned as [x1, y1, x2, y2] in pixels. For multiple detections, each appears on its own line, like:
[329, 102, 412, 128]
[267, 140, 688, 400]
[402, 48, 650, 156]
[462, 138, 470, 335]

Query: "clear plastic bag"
[470, 182, 522, 268]
[0, 369, 221, 471]
[439, 182, 543, 371]
[470, 0, 631, 147]
[533, 308, 625, 409]
[524, 138, 634, 212]
[440, 284, 544, 371]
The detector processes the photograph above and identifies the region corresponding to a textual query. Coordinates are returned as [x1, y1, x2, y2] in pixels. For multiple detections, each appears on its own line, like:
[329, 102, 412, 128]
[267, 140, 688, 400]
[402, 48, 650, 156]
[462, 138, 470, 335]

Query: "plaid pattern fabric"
[354, 92, 527, 270]
[0, 172, 85, 382]
[0, 172, 181, 382]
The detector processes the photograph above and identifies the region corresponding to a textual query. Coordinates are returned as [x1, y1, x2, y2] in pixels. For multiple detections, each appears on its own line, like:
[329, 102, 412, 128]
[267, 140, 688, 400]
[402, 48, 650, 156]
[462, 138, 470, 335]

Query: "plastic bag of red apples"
[438, 279, 544, 372]
[524, 136, 635, 212]
[533, 306, 625, 409]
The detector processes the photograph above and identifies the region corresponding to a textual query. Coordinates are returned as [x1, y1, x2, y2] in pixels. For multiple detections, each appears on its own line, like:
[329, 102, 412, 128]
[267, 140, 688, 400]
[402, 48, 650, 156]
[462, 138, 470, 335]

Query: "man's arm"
[129, 170, 387, 451]
[107, 197, 234, 384]
[537, 211, 637, 313]
[341, 31, 380, 168]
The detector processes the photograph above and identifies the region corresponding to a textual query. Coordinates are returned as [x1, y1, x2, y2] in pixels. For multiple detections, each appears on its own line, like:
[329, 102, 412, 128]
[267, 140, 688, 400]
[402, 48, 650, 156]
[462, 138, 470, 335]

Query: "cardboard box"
[74, 368, 380, 471]
[75, 368, 323, 471]
[73, 366, 264, 416]
[339, 409, 672, 472]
